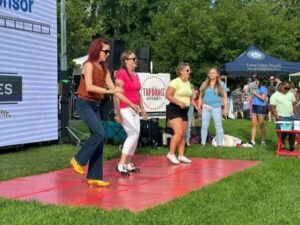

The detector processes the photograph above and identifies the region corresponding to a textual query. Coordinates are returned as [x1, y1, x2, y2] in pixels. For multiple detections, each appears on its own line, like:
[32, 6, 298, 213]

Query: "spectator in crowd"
[268, 76, 277, 89]
[289, 81, 298, 98]
[114, 50, 148, 176]
[198, 68, 227, 147]
[267, 86, 276, 121]
[249, 77, 267, 146]
[243, 78, 252, 101]
[248, 73, 259, 98]
[166, 62, 193, 164]
[296, 87, 300, 119]
[274, 76, 282, 90]
[231, 82, 244, 119]
[185, 85, 199, 146]
[270, 81, 297, 151]
[70, 38, 139, 187]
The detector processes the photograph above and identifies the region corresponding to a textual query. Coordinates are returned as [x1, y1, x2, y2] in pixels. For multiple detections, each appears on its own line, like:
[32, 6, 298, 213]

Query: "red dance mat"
[0, 155, 259, 212]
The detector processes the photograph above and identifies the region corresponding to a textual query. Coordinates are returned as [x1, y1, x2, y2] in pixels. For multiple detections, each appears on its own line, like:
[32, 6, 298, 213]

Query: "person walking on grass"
[198, 67, 227, 147]
[166, 62, 193, 164]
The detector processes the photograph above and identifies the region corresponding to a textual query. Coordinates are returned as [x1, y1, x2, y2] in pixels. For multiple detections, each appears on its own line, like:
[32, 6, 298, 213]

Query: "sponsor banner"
[0, 1, 58, 147]
[138, 73, 170, 118]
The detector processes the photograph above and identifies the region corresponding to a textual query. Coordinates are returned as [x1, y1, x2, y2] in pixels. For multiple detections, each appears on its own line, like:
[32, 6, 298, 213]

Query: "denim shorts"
[251, 105, 266, 115]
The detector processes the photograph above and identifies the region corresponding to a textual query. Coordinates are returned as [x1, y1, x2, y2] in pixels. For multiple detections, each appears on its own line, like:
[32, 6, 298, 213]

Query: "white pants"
[120, 108, 140, 156]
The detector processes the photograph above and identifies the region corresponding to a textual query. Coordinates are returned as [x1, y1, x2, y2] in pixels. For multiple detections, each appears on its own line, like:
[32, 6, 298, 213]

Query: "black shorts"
[166, 103, 189, 121]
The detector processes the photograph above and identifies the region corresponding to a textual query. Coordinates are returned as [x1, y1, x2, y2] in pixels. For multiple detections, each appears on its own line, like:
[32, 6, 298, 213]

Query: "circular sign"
[140, 76, 167, 111]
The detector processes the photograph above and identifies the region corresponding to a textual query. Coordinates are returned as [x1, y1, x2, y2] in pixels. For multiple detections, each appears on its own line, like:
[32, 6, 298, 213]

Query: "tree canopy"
[61, 0, 300, 84]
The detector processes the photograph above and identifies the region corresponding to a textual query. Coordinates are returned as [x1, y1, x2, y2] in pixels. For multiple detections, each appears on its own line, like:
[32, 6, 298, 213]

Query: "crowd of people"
[69, 37, 300, 187]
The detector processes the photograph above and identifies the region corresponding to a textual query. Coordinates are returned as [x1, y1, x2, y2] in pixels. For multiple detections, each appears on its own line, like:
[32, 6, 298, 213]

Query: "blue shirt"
[252, 86, 267, 106]
[202, 81, 227, 108]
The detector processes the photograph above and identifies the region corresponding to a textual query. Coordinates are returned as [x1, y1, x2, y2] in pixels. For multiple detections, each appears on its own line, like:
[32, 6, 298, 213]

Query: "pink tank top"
[116, 68, 141, 108]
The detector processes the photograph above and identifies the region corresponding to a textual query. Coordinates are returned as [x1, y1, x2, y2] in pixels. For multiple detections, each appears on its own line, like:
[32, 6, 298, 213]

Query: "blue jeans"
[75, 98, 105, 180]
[185, 105, 194, 143]
[201, 107, 224, 146]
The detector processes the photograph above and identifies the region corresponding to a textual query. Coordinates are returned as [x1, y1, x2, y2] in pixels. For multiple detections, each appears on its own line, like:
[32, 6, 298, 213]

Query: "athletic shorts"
[166, 103, 189, 121]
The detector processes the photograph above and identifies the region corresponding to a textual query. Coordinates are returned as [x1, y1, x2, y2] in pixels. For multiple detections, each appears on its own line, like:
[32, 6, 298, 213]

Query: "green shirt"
[169, 77, 192, 106]
[270, 91, 295, 117]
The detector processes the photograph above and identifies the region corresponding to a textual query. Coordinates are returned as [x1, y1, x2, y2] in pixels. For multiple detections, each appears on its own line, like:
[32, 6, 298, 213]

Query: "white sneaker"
[167, 153, 180, 164]
[249, 140, 255, 146]
[116, 164, 130, 176]
[178, 155, 192, 164]
[126, 163, 140, 173]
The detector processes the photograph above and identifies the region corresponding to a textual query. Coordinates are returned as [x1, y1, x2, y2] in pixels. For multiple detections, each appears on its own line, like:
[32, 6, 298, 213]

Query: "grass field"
[1, 119, 300, 225]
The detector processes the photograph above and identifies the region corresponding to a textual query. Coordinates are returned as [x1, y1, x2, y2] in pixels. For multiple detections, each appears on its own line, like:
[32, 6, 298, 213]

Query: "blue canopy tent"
[221, 45, 300, 77]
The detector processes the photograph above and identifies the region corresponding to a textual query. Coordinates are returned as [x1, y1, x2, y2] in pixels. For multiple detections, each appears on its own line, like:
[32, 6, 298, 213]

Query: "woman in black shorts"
[166, 62, 193, 164]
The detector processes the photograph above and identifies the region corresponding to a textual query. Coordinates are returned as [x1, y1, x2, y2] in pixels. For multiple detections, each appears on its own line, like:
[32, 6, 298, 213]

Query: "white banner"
[0, 1, 58, 147]
[138, 73, 170, 118]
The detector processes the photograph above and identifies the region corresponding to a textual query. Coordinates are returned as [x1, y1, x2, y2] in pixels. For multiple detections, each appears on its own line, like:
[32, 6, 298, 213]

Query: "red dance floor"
[0, 155, 259, 212]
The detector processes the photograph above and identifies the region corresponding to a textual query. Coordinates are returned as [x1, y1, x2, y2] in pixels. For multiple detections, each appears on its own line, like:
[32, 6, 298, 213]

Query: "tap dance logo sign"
[138, 73, 170, 118]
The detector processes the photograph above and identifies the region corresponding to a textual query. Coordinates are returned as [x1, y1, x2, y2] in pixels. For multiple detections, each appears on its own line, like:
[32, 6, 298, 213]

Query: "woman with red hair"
[70, 38, 139, 187]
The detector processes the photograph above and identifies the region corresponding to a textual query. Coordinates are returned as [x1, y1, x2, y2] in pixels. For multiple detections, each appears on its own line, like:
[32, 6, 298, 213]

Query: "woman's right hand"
[177, 101, 186, 109]
[112, 86, 123, 94]
[132, 104, 141, 113]
[115, 114, 122, 123]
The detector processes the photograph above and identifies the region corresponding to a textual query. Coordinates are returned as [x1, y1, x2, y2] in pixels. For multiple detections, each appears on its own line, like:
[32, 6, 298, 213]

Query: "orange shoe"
[87, 179, 110, 187]
[70, 158, 85, 175]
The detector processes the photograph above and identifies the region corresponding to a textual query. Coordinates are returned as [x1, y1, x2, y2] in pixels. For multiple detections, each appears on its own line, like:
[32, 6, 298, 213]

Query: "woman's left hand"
[141, 111, 148, 120]
[222, 108, 227, 117]
[115, 114, 122, 123]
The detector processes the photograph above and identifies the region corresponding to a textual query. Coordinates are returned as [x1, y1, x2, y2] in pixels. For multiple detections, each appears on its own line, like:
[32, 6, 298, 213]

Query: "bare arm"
[83, 62, 118, 94]
[139, 93, 148, 120]
[293, 100, 297, 117]
[114, 78, 140, 113]
[222, 92, 228, 116]
[270, 105, 279, 121]
[166, 86, 186, 109]
[252, 90, 266, 101]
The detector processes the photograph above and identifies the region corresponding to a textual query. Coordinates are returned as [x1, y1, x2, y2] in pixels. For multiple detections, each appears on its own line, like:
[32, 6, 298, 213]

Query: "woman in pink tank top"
[115, 51, 148, 176]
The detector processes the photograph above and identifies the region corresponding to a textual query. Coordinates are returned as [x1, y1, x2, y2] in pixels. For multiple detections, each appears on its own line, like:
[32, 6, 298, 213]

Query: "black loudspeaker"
[136, 47, 151, 72]
[108, 40, 125, 72]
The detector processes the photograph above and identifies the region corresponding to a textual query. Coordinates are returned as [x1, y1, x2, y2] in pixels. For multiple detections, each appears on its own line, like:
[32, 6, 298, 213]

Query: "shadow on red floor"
[0, 155, 259, 212]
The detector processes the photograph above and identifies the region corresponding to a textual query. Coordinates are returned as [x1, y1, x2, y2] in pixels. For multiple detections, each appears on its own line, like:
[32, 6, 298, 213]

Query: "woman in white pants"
[115, 51, 148, 176]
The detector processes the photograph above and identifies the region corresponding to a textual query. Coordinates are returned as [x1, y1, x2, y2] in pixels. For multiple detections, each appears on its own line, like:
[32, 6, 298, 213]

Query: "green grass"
[1, 119, 300, 225]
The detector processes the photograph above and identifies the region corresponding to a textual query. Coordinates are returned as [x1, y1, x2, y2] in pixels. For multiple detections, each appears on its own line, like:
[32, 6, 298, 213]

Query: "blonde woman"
[198, 68, 227, 147]
[166, 62, 193, 164]
[114, 51, 148, 176]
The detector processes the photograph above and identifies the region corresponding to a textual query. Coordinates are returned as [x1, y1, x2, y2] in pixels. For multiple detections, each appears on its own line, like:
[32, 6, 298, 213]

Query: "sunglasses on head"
[101, 49, 110, 55]
[127, 57, 137, 61]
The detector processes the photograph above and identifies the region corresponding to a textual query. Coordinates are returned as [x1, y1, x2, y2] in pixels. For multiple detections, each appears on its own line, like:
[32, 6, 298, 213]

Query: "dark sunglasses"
[284, 87, 290, 91]
[127, 57, 137, 61]
[101, 49, 110, 55]
[185, 69, 192, 73]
